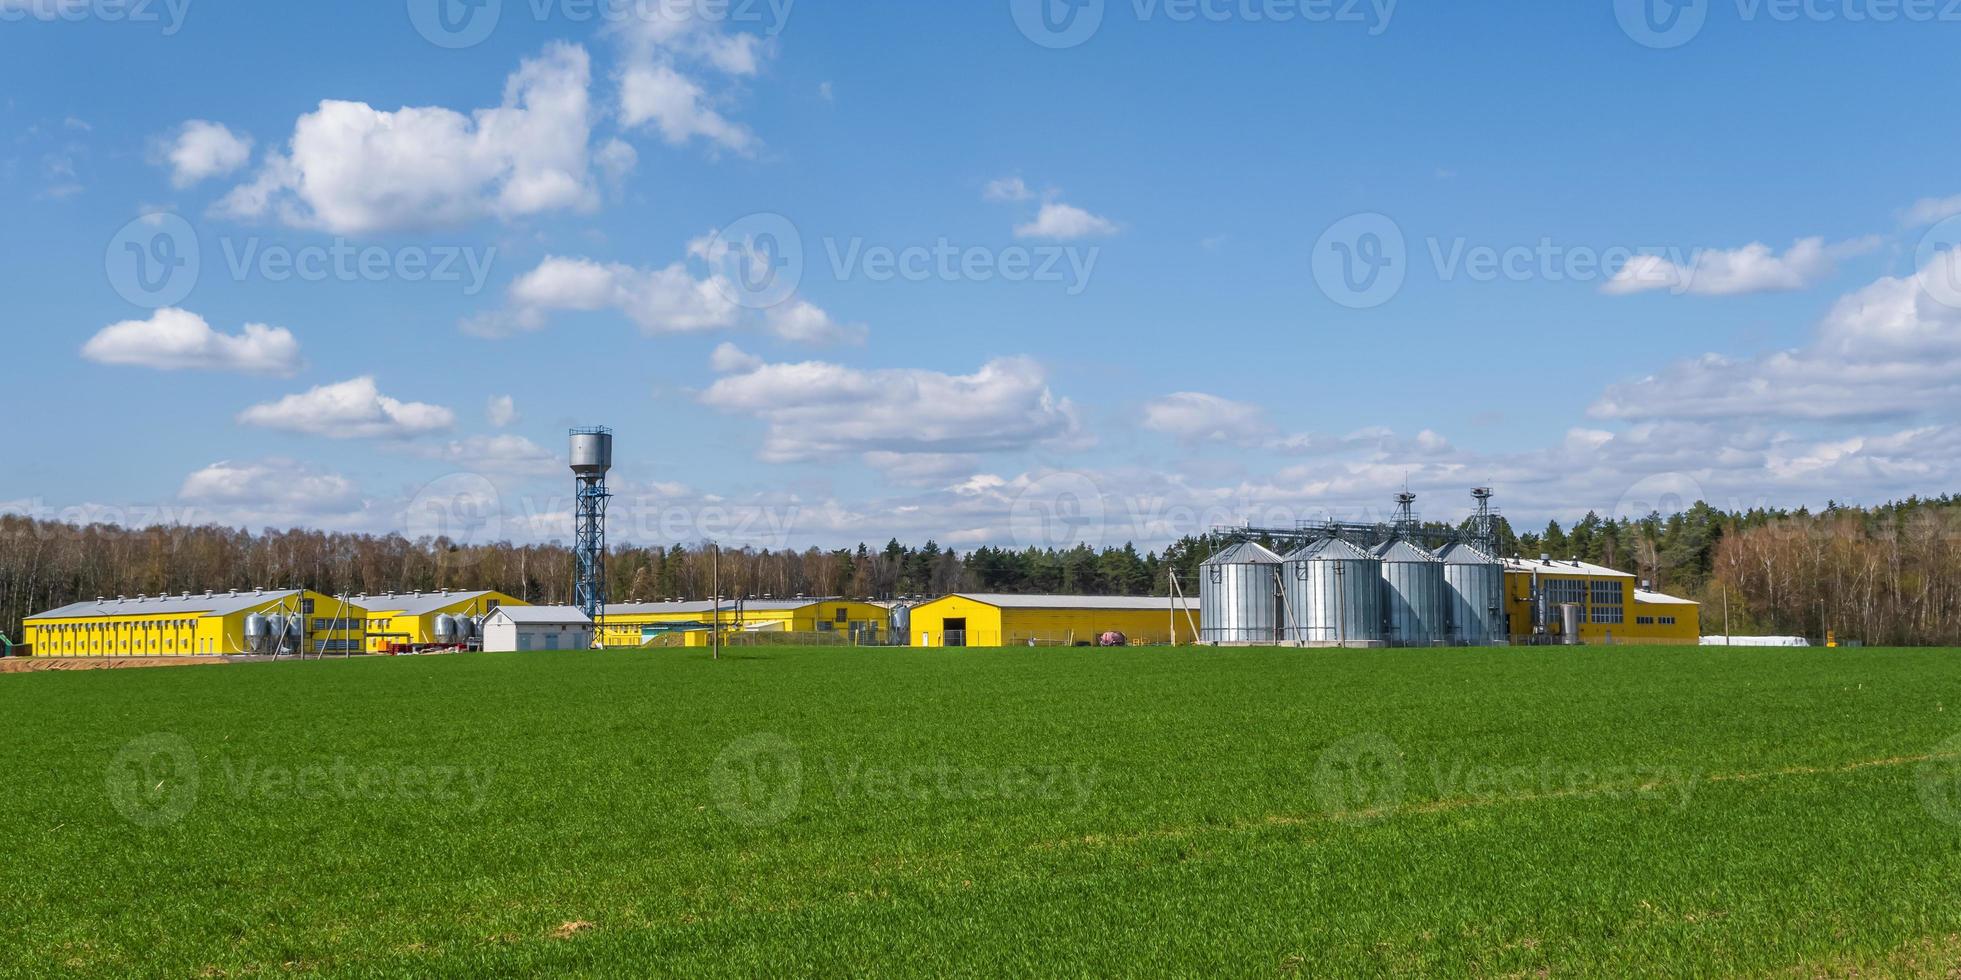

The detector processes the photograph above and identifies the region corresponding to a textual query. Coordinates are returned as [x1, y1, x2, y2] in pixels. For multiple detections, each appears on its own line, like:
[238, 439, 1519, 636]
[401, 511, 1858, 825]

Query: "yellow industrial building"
[1501, 557, 1700, 644]
[599, 598, 893, 648]
[21, 590, 368, 657]
[350, 591, 525, 653]
[911, 594, 1200, 648]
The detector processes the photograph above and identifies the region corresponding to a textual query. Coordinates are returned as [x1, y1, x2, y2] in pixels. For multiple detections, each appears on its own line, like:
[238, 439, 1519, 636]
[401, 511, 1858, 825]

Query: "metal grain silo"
[1439, 542, 1507, 646]
[1200, 541, 1283, 644]
[1283, 538, 1385, 647]
[1375, 539, 1446, 646]
[244, 613, 271, 654]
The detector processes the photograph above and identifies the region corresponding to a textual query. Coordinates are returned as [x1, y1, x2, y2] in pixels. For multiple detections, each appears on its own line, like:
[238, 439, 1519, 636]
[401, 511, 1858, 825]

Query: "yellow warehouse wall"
[25, 591, 367, 657]
[599, 601, 892, 648]
[363, 593, 525, 652]
[1502, 572, 1700, 645]
[912, 597, 1201, 648]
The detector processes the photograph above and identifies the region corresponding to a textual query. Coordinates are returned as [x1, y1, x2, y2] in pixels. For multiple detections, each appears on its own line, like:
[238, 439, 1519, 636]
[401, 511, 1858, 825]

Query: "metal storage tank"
[244, 613, 271, 654]
[1200, 541, 1283, 644]
[888, 603, 912, 644]
[1375, 539, 1446, 646]
[1439, 542, 1508, 646]
[1282, 538, 1384, 646]
[435, 614, 461, 645]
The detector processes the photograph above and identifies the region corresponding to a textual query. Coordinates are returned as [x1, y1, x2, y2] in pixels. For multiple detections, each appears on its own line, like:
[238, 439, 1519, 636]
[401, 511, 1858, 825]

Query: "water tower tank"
[570, 429, 614, 476]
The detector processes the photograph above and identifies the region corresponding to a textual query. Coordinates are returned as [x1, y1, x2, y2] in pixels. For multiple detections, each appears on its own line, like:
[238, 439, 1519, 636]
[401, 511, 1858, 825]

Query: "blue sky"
[3, 0, 1959, 552]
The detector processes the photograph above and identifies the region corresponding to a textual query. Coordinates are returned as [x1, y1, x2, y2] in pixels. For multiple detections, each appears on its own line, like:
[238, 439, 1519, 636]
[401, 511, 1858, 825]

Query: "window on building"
[1660, 616, 1676, 626]
[1546, 579, 1587, 609]
[836, 608, 850, 623]
[1590, 580, 1625, 625]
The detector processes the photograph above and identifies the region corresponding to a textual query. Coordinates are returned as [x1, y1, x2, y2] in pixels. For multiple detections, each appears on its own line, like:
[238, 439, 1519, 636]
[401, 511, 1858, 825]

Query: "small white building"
[481, 606, 594, 652]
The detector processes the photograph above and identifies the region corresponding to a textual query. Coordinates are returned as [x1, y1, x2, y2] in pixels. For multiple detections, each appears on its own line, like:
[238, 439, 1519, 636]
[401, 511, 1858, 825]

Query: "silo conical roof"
[1285, 538, 1377, 562]
[1375, 539, 1442, 563]
[1438, 542, 1498, 564]
[1203, 541, 1284, 566]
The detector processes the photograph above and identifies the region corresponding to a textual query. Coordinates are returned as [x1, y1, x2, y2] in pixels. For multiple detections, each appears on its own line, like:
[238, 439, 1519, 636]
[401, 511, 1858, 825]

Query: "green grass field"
[6, 645, 1961, 977]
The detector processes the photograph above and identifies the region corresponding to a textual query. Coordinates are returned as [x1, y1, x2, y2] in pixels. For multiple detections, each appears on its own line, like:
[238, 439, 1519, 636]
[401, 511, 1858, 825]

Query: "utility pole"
[711, 543, 721, 662]
[1723, 584, 1731, 646]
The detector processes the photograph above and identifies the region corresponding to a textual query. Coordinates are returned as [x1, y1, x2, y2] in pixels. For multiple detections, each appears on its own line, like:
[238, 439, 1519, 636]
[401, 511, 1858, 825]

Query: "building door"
[944, 618, 967, 648]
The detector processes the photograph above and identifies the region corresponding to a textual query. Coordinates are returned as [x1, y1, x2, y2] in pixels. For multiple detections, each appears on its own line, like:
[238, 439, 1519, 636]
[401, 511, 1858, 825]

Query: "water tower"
[570, 426, 613, 634]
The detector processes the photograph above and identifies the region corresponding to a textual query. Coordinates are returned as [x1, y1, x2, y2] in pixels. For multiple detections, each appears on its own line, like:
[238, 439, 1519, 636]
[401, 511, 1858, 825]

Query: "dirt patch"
[550, 921, 594, 941]
[0, 657, 231, 674]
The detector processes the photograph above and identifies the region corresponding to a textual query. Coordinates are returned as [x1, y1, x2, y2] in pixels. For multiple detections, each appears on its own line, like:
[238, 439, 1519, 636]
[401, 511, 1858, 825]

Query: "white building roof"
[1503, 557, 1635, 579]
[30, 589, 321, 621]
[605, 598, 846, 616]
[489, 606, 592, 626]
[941, 593, 1196, 612]
[1634, 589, 1700, 606]
[349, 591, 508, 616]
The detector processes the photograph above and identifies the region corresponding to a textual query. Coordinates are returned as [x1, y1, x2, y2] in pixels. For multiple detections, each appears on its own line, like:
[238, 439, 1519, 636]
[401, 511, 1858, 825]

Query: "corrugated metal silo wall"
[1444, 561, 1507, 644]
[1286, 558, 1385, 643]
[1201, 561, 1280, 643]
[1380, 558, 1446, 646]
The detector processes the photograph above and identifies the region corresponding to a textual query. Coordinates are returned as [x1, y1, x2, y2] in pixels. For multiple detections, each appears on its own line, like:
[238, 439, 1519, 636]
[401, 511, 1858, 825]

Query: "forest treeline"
[1, 494, 1956, 646]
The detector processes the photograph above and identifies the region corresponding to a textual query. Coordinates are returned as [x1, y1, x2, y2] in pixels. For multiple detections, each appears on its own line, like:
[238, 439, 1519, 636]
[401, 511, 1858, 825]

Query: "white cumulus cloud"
[1015, 201, 1119, 241]
[1602, 236, 1874, 297]
[157, 121, 253, 188]
[238, 377, 455, 439]
[1143, 392, 1269, 444]
[220, 43, 606, 234]
[81, 308, 301, 375]
[700, 349, 1085, 468]
[1592, 249, 1961, 422]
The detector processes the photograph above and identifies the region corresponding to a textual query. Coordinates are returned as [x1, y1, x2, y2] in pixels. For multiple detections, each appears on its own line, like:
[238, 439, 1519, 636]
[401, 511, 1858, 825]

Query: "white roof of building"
[1503, 557, 1635, 579]
[1634, 589, 1700, 606]
[489, 606, 592, 626]
[605, 598, 847, 616]
[940, 593, 1196, 611]
[30, 589, 321, 621]
[350, 591, 509, 616]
